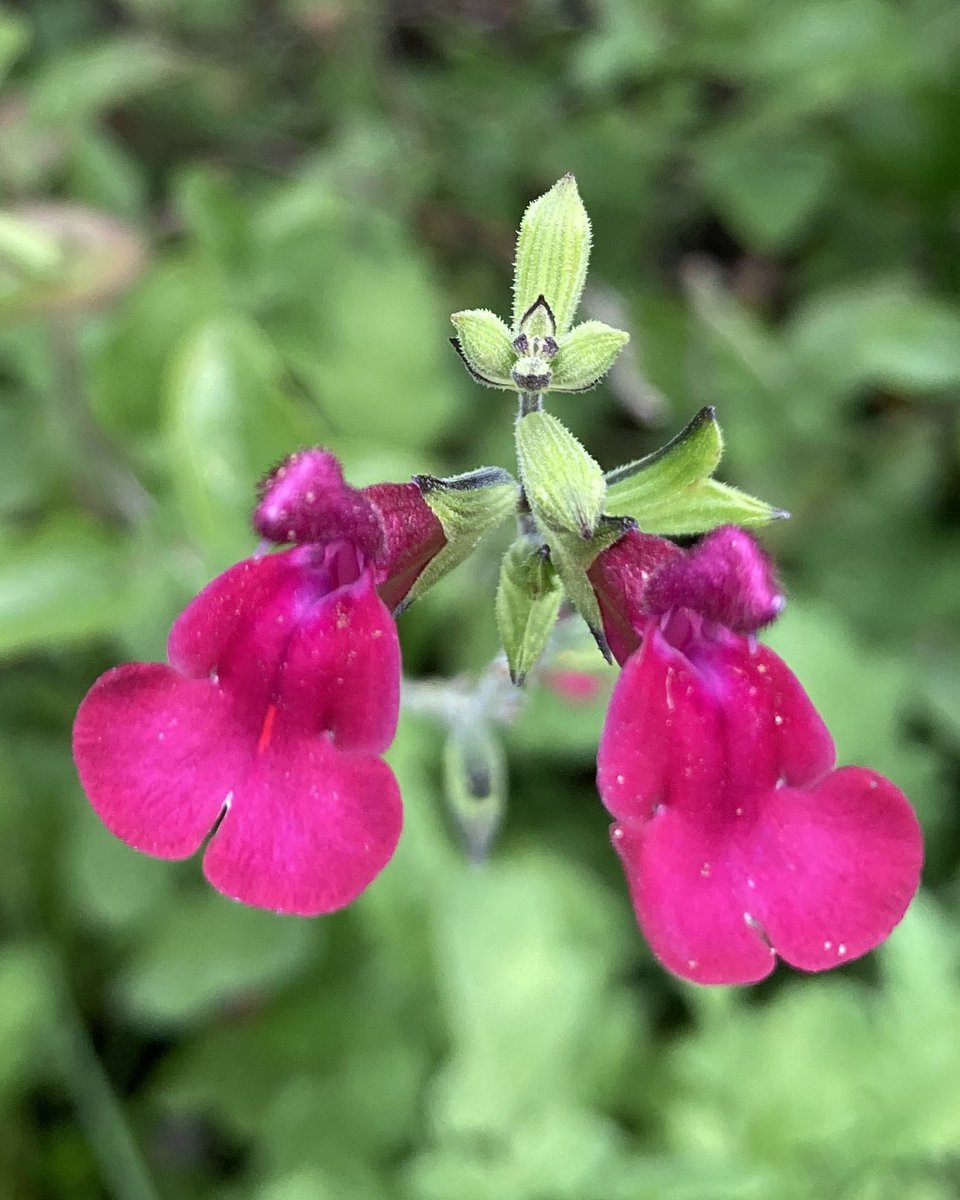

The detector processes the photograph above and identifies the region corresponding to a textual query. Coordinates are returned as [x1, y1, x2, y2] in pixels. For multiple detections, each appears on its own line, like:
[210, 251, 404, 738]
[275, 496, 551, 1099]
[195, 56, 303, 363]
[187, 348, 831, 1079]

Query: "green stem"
[0, 741, 161, 1200]
[53, 983, 164, 1200]
[517, 390, 542, 417]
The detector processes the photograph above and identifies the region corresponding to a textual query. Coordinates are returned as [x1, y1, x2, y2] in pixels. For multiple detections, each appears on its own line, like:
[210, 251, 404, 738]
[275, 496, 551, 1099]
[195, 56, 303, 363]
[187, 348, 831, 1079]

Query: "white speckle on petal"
[616, 774, 625, 786]
[700, 862, 711, 878]
[774, 714, 784, 726]
[687, 959, 698, 970]
[838, 943, 847, 956]
[824, 940, 832, 950]
[735, 806, 743, 816]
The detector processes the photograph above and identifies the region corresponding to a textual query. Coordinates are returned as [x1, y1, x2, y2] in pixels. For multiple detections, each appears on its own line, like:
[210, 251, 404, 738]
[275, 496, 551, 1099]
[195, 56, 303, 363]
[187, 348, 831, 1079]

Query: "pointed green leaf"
[604, 407, 784, 534]
[605, 406, 723, 511]
[516, 410, 606, 539]
[550, 321, 629, 392]
[611, 477, 787, 536]
[495, 539, 564, 684]
[450, 309, 516, 388]
[512, 174, 591, 336]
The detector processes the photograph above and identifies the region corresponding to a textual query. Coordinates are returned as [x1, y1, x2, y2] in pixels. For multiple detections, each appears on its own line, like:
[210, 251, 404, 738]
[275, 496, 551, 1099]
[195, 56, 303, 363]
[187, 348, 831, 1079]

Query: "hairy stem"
[52, 979, 164, 1200]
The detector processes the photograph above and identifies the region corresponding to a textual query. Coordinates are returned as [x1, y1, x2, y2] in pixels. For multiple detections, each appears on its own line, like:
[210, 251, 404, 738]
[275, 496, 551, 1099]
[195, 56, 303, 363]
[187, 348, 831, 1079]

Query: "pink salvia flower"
[543, 669, 605, 705]
[362, 481, 447, 613]
[73, 450, 406, 915]
[595, 527, 923, 984]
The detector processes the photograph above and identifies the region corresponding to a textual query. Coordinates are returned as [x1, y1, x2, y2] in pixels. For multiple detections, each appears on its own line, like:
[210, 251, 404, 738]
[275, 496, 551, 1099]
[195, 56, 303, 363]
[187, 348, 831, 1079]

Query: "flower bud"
[495, 538, 564, 684]
[450, 309, 516, 389]
[442, 721, 506, 865]
[550, 321, 629, 392]
[515, 410, 606, 540]
[512, 174, 591, 337]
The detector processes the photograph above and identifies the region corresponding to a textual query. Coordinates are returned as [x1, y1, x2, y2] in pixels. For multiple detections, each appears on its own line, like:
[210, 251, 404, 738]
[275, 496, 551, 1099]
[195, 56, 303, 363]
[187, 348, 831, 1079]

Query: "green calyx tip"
[496, 538, 564, 684]
[398, 468, 518, 609]
[604, 406, 785, 535]
[512, 175, 592, 338]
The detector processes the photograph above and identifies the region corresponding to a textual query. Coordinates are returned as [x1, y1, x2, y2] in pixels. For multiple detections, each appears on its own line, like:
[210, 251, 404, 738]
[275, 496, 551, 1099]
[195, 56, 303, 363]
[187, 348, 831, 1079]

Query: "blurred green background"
[2, 1, 960, 1197]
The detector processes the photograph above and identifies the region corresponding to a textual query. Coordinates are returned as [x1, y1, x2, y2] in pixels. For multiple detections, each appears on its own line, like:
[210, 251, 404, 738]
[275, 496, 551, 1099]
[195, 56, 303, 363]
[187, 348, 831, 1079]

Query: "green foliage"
[1, 2, 960, 1199]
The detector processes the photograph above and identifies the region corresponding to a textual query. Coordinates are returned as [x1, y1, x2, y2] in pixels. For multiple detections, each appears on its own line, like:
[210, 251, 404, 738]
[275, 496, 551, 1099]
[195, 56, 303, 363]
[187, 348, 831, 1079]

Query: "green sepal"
[512, 174, 591, 337]
[544, 516, 635, 663]
[609, 477, 788, 536]
[518, 294, 556, 339]
[605, 406, 723, 505]
[450, 309, 516, 389]
[495, 538, 564, 685]
[604, 406, 785, 534]
[550, 321, 629, 392]
[515, 410, 606, 539]
[442, 721, 506, 864]
[402, 467, 518, 609]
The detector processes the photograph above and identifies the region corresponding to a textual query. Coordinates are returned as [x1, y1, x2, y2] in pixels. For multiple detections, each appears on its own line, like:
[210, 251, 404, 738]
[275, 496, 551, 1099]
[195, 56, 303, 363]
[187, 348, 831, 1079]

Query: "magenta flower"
[594, 527, 923, 985]
[362, 481, 447, 613]
[72, 450, 427, 916]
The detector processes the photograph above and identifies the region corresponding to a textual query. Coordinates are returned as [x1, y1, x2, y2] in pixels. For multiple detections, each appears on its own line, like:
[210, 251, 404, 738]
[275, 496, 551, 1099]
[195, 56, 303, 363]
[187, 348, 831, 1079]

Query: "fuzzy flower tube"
[72, 450, 448, 915]
[591, 527, 923, 984]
